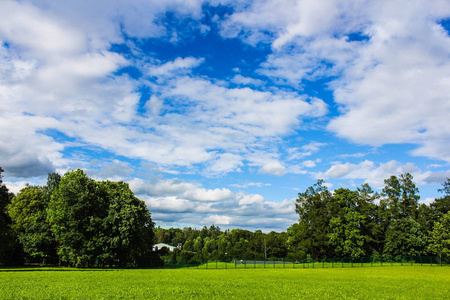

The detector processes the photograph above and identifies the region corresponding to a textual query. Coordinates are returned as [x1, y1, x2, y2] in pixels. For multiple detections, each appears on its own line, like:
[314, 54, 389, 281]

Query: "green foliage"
[8, 184, 57, 262]
[1, 166, 449, 266]
[430, 178, 450, 223]
[328, 188, 366, 258]
[47, 169, 154, 267]
[382, 173, 420, 220]
[0, 167, 22, 265]
[97, 180, 154, 266]
[295, 179, 332, 258]
[384, 218, 426, 257]
[428, 212, 450, 258]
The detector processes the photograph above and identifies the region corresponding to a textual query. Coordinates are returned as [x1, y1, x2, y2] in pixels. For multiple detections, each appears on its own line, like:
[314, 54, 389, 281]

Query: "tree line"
[0, 168, 156, 267]
[154, 173, 450, 261]
[1, 167, 449, 267]
[289, 174, 449, 260]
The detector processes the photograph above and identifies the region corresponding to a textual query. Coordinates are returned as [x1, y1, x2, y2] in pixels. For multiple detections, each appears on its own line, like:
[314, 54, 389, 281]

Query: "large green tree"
[97, 180, 154, 267]
[0, 167, 22, 265]
[47, 170, 154, 267]
[8, 184, 57, 263]
[357, 184, 381, 255]
[295, 179, 332, 258]
[328, 188, 366, 258]
[382, 173, 419, 220]
[47, 170, 107, 266]
[427, 212, 450, 260]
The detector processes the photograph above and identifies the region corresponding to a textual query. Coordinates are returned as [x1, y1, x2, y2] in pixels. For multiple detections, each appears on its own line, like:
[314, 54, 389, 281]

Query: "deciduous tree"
[427, 212, 450, 259]
[295, 179, 332, 258]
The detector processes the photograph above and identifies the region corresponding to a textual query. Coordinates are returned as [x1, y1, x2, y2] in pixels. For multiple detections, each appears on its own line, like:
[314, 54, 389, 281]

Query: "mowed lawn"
[1, 266, 449, 299]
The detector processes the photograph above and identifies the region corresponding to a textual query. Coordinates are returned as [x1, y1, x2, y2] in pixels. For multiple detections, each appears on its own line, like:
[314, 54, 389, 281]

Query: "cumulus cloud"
[130, 176, 297, 231]
[220, 0, 450, 163]
[87, 160, 135, 180]
[259, 162, 287, 176]
[1, 0, 330, 179]
[313, 160, 438, 189]
[183, 188, 234, 202]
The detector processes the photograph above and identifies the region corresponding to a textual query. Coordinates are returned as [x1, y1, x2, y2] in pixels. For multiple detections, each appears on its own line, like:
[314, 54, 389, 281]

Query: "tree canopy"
[1, 168, 450, 266]
[5, 169, 154, 267]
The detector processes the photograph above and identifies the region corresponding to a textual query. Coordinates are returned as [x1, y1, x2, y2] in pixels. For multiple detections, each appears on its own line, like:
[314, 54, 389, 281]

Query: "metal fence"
[159, 256, 449, 269]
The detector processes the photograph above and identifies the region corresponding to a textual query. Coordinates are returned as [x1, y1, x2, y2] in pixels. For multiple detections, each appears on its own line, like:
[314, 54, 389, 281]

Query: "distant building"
[153, 243, 176, 252]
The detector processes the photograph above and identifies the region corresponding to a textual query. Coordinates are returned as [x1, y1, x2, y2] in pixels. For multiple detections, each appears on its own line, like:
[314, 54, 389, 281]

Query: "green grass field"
[1, 266, 449, 299]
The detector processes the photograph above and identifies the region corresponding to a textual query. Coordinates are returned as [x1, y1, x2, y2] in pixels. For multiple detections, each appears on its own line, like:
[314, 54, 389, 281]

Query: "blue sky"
[1, 0, 450, 232]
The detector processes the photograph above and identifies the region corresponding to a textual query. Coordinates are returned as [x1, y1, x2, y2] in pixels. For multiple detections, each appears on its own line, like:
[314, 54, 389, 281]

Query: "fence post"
[254, 259, 256, 269]
[273, 260, 275, 269]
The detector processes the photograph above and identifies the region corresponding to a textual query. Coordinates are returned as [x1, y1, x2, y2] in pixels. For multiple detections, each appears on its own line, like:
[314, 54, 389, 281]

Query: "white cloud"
[87, 160, 135, 180]
[313, 160, 440, 189]
[183, 188, 234, 202]
[422, 198, 435, 205]
[259, 162, 286, 176]
[126, 176, 297, 231]
[0, 115, 62, 178]
[230, 74, 265, 86]
[205, 153, 243, 175]
[204, 215, 233, 225]
[144, 196, 198, 213]
[220, 0, 450, 163]
[147, 57, 205, 77]
[0, 1, 86, 57]
[229, 182, 271, 189]
[128, 178, 197, 196]
[236, 192, 265, 205]
[302, 160, 317, 168]
[2, 181, 32, 195]
[0, 0, 332, 179]
[287, 142, 327, 161]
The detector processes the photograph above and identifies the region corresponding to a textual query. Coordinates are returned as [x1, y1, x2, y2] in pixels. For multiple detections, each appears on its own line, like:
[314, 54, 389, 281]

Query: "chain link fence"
[158, 256, 449, 269]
